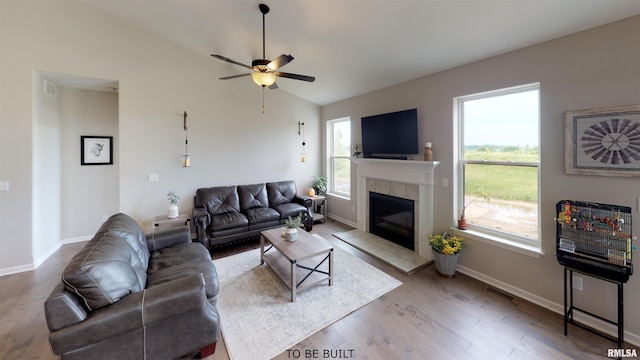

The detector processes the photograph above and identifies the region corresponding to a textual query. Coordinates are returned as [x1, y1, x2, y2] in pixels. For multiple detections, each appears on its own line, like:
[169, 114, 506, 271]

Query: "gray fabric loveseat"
[44, 213, 220, 360]
[193, 180, 313, 249]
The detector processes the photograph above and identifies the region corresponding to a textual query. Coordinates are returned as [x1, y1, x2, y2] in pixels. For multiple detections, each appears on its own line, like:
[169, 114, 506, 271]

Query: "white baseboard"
[63, 234, 92, 244]
[0, 234, 92, 276]
[33, 241, 62, 269]
[0, 263, 35, 277]
[327, 214, 356, 228]
[457, 264, 640, 347]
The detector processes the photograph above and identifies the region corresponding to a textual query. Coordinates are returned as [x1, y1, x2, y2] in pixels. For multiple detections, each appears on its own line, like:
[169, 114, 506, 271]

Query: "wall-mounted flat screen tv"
[361, 108, 418, 159]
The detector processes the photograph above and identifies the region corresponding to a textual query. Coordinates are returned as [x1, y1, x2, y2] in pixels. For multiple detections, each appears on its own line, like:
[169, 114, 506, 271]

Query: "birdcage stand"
[564, 267, 624, 349]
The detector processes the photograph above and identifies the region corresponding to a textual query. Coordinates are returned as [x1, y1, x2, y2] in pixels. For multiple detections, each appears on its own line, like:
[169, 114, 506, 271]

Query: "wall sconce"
[298, 121, 306, 162]
[182, 111, 191, 167]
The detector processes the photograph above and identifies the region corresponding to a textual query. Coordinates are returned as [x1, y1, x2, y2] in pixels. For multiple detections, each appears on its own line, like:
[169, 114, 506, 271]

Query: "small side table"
[154, 213, 194, 238]
[308, 195, 327, 224]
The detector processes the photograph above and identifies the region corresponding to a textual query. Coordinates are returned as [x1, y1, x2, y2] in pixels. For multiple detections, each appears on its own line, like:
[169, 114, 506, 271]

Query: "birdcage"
[556, 200, 633, 282]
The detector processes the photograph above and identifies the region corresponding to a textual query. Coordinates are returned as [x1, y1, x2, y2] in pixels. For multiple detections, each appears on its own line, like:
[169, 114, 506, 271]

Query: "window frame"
[453, 83, 543, 256]
[326, 117, 351, 199]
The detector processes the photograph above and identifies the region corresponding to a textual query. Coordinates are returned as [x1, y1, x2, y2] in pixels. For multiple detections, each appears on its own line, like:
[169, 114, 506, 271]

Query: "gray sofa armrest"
[45, 283, 88, 332]
[49, 273, 209, 355]
[146, 226, 191, 252]
[295, 195, 313, 208]
[192, 207, 211, 248]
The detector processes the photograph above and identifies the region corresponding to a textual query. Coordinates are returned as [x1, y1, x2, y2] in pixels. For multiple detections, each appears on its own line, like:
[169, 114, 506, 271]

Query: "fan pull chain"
[262, 86, 265, 114]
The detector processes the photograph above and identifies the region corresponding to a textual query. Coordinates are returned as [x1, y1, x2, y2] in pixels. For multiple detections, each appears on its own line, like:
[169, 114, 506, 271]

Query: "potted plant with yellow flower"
[429, 233, 464, 278]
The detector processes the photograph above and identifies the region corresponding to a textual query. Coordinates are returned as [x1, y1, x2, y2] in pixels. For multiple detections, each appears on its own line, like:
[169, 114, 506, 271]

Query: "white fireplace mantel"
[351, 158, 440, 259]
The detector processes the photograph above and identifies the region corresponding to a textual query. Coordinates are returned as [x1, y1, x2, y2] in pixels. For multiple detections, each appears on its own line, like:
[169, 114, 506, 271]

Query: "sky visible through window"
[464, 90, 539, 147]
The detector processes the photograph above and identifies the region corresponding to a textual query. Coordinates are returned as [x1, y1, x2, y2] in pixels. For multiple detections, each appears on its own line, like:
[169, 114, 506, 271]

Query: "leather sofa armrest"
[48, 273, 209, 355]
[146, 226, 191, 252]
[294, 195, 313, 208]
[142, 273, 209, 324]
[293, 195, 314, 231]
[193, 207, 211, 248]
[45, 283, 88, 332]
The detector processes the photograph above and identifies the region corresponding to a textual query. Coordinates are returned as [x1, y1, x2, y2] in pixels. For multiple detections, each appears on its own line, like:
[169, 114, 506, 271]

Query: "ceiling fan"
[211, 3, 315, 89]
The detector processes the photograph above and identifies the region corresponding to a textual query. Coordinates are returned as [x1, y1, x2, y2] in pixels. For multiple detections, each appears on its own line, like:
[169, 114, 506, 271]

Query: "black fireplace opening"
[369, 192, 415, 251]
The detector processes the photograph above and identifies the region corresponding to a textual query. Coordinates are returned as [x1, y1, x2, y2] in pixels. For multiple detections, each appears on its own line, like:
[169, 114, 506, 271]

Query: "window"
[327, 117, 351, 198]
[456, 84, 540, 251]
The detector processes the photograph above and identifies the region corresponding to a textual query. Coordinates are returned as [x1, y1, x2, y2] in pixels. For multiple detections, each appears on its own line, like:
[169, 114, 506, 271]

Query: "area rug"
[213, 240, 402, 360]
[333, 229, 430, 275]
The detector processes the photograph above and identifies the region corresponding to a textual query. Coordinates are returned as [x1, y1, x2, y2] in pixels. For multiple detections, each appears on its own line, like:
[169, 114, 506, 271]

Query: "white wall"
[0, 0, 320, 272]
[60, 87, 119, 239]
[32, 73, 62, 266]
[323, 15, 640, 342]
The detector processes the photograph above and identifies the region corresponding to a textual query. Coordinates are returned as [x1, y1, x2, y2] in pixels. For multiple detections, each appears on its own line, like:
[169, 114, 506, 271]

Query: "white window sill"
[327, 192, 350, 202]
[450, 227, 545, 258]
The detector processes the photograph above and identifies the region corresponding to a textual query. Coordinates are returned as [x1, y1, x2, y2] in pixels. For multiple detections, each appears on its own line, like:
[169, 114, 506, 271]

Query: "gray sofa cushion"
[196, 186, 240, 215]
[147, 242, 219, 301]
[98, 212, 150, 269]
[238, 183, 269, 211]
[267, 180, 298, 205]
[62, 231, 146, 311]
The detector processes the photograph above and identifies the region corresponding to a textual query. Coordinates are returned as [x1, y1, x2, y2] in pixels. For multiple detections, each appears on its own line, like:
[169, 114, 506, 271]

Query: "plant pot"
[457, 217, 467, 230]
[168, 204, 179, 219]
[433, 251, 459, 278]
[284, 228, 298, 242]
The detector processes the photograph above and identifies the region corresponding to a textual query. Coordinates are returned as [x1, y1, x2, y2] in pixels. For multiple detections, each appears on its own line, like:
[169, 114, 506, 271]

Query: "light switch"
[0, 181, 9, 191]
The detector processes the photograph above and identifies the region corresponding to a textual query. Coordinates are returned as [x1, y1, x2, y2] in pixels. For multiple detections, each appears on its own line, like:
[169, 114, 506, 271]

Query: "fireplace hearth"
[351, 158, 439, 259]
[369, 192, 415, 250]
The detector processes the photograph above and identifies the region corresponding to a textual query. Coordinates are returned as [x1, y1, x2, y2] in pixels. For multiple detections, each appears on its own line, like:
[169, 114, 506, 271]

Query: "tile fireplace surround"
[351, 158, 440, 260]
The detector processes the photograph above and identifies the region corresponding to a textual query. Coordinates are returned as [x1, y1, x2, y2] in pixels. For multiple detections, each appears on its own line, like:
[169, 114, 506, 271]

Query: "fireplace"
[351, 158, 439, 259]
[369, 192, 415, 250]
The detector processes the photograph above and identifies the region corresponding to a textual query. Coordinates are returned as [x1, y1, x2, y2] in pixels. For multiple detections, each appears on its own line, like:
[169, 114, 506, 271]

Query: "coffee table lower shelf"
[262, 249, 333, 302]
[260, 227, 334, 302]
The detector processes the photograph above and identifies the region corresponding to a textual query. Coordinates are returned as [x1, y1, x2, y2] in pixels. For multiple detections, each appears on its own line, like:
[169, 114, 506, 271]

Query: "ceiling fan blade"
[268, 82, 279, 90]
[211, 54, 253, 70]
[219, 73, 252, 80]
[276, 72, 316, 82]
[267, 54, 294, 70]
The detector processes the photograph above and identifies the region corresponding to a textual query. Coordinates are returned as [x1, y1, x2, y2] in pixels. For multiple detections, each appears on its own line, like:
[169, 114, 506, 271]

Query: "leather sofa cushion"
[196, 186, 240, 215]
[271, 202, 308, 220]
[267, 181, 298, 206]
[62, 232, 146, 311]
[211, 212, 248, 231]
[147, 242, 219, 301]
[244, 207, 280, 224]
[238, 183, 269, 212]
[97, 213, 150, 269]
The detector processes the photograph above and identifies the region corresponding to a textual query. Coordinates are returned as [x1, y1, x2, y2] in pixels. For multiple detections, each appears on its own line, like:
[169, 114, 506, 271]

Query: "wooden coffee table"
[260, 227, 333, 302]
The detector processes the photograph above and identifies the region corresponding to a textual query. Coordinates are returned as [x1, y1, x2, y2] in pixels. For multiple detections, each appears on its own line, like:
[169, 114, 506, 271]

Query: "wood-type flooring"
[1, 220, 637, 359]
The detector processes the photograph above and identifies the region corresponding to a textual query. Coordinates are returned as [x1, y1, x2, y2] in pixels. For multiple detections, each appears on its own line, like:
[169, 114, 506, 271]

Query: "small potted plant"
[284, 213, 303, 241]
[167, 191, 180, 219]
[311, 176, 327, 195]
[458, 191, 489, 230]
[352, 143, 361, 158]
[429, 233, 464, 277]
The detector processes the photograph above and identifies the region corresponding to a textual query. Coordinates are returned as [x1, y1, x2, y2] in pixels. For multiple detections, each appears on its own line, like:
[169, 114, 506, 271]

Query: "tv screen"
[361, 108, 419, 158]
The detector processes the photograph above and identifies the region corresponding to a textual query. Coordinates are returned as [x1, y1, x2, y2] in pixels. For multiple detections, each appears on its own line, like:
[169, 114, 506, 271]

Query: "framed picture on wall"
[565, 104, 640, 177]
[81, 136, 113, 165]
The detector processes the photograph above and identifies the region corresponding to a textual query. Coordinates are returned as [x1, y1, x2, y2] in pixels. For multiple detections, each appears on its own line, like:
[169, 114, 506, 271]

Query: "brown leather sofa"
[193, 180, 313, 249]
[44, 213, 220, 360]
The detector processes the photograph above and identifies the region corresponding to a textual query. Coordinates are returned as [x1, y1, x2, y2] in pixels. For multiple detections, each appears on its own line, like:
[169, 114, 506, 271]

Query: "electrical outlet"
[442, 178, 449, 188]
[572, 276, 583, 291]
[148, 173, 159, 182]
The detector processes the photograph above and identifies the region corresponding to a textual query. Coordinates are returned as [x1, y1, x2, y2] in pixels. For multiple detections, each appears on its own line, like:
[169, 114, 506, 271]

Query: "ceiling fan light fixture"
[252, 72, 277, 86]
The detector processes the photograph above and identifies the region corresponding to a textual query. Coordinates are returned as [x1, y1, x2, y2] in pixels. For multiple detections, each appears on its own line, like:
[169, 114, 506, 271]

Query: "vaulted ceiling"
[81, 0, 640, 106]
